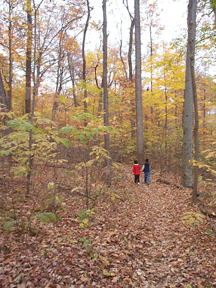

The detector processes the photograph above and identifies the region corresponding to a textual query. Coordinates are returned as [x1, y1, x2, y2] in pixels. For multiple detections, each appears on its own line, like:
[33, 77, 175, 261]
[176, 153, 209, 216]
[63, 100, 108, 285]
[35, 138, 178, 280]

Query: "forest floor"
[0, 164, 216, 288]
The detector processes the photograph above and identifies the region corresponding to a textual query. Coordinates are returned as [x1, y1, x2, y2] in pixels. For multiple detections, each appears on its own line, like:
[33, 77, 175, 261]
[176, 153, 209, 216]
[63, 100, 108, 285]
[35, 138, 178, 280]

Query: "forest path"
[1, 167, 216, 288]
[117, 171, 216, 287]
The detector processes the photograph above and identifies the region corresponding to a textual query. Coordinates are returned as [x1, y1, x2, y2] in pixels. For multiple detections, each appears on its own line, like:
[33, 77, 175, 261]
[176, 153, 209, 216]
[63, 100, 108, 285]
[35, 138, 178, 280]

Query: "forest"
[0, 0, 216, 287]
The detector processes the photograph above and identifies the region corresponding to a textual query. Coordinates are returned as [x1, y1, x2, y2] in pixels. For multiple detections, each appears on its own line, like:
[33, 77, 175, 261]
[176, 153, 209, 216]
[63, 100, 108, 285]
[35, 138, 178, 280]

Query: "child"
[142, 159, 151, 185]
[132, 160, 140, 184]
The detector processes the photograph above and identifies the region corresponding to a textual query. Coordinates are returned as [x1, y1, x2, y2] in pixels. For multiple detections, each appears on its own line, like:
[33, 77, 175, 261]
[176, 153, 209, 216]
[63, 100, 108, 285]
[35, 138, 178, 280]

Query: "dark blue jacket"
[142, 162, 150, 173]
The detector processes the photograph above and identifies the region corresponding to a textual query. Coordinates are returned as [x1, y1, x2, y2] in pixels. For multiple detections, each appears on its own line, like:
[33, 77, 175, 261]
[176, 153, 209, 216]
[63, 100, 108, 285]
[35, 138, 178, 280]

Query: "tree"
[210, 0, 216, 22]
[134, 0, 144, 165]
[103, 0, 111, 186]
[8, 0, 13, 111]
[25, 0, 32, 114]
[0, 70, 8, 109]
[182, 0, 197, 190]
[123, 0, 136, 138]
[82, 0, 91, 125]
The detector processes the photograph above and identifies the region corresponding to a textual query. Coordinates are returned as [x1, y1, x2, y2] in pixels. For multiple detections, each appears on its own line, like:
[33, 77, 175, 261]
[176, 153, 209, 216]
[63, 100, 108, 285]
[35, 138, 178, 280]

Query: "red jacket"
[132, 164, 140, 175]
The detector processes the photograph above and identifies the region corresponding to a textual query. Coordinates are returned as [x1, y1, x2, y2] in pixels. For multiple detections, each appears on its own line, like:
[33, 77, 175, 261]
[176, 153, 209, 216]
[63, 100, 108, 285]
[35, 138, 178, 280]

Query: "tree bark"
[134, 0, 144, 165]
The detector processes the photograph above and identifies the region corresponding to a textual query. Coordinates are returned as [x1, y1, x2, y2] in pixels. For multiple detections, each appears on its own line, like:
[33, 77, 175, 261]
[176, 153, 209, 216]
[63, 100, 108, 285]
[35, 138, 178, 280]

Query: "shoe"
[138, 182, 140, 185]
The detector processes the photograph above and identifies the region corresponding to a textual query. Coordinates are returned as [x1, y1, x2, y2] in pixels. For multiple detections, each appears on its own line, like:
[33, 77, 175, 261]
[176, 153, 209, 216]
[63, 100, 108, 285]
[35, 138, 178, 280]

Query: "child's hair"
[134, 160, 138, 164]
[145, 158, 149, 162]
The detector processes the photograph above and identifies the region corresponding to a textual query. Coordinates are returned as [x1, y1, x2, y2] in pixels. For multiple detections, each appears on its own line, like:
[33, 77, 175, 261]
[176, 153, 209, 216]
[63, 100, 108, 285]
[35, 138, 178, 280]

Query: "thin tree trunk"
[52, 37, 63, 121]
[150, 25, 153, 121]
[119, 39, 128, 80]
[210, 0, 216, 23]
[67, 54, 78, 107]
[129, 18, 136, 139]
[189, 0, 199, 202]
[134, 0, 144, 165]
[103, 0, 111, 186]
[25, 0, 33, 195]
[82, 0, 90, 126]
[0, 71, 8, 109]
[8, 1, 12, 111]
[124, 0, 136, 139]
[25, 0, 32, 114]
[164, 70, 168, 166]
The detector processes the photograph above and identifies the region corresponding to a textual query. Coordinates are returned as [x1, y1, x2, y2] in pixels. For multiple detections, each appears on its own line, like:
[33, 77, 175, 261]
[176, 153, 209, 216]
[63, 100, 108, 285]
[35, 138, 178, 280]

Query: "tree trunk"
[182, 0, 197, 189]
[123, 0, 136, 139]
[150, 25, 153, 121]
[103, 0, 112, 186]
[52, 37, 63, 121]
[129, 18, 136, 139]
[210, 0, 216, 23]
[189, 0, 199, 202]
[134, 0, 144, 165]
[0, 71, 8, 109]
[164, 70, 168, 167]
[8, 1, 12, 111]
[67, 54, 78, 107]
[82, 0, 90, 125]
[25, 0, 32, 114]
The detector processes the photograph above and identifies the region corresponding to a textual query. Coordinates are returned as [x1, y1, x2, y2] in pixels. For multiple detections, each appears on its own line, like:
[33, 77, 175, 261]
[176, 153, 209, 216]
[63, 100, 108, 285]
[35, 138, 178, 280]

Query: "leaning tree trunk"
[134, 0, 144, 165]
[103, 0, 111, 186]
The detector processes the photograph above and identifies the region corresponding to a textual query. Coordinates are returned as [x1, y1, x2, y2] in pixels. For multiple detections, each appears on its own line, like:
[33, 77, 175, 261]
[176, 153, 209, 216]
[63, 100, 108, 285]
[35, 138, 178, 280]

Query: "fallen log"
[156, 179, 181, 189]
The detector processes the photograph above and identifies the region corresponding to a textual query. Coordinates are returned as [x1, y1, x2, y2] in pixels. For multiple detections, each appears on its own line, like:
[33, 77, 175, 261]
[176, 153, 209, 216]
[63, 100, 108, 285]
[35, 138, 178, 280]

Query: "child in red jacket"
[132, 160, 140, 184]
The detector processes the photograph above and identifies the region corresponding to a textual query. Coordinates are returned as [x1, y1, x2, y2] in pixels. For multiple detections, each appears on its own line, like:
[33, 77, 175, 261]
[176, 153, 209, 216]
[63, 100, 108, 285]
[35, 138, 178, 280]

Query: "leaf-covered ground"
[1, 164, 216, 288]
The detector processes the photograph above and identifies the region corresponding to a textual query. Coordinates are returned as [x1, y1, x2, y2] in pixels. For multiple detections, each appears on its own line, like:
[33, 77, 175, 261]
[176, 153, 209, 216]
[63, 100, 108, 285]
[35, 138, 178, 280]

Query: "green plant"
[205, 229, 214, 240]
[77, 209, 95, 228]
[3, 212, 58, 235]
[79, 237, 96, 258]
[182, 211, 205, 227]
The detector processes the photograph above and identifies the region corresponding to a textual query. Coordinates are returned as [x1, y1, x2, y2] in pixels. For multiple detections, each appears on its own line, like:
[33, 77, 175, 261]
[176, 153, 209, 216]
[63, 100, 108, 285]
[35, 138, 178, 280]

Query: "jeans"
[144, 172, 151, 184]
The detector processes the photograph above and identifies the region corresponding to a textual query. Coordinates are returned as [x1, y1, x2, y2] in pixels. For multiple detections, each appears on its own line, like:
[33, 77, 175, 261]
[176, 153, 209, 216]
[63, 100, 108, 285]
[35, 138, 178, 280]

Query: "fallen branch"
[156, 179, 181, 189]
[57, 183, 96, 201]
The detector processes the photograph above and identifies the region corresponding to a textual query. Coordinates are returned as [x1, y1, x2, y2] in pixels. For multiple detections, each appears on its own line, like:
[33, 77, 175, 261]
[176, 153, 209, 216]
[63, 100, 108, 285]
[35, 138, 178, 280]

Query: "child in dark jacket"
[132, 160, 140, 184]
[142, 159, 151, 184]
